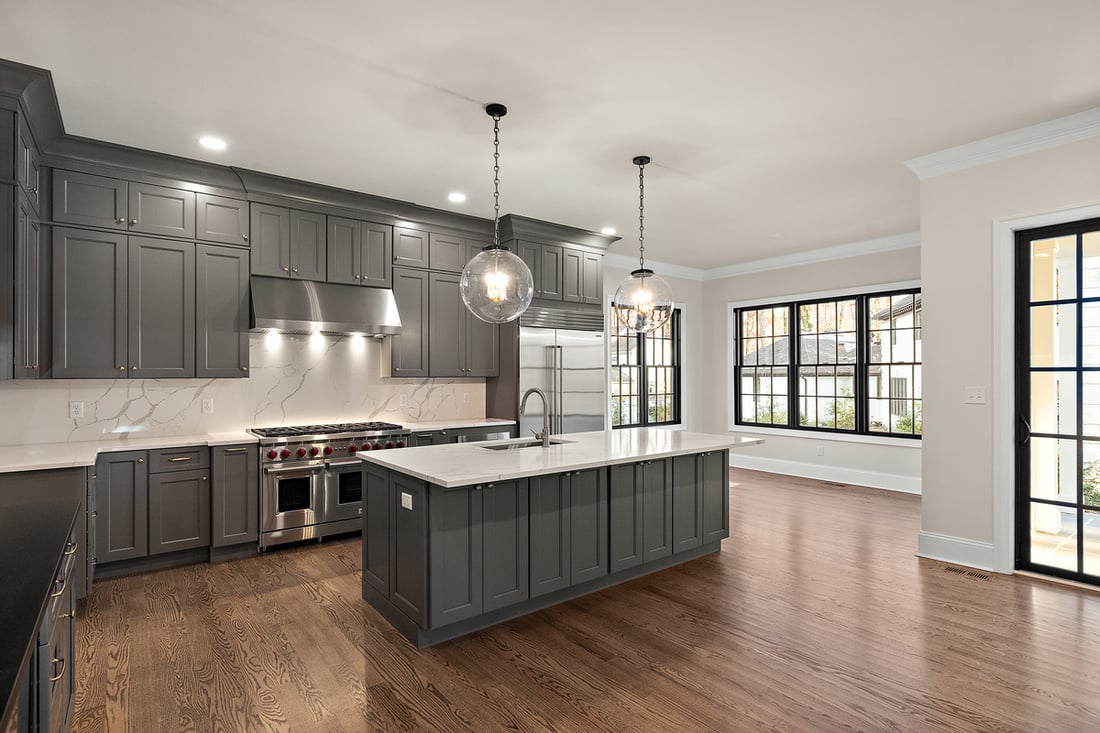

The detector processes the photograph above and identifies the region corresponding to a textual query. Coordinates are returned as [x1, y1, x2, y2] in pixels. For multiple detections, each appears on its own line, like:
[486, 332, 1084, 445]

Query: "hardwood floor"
[73, 469, 1100, 732]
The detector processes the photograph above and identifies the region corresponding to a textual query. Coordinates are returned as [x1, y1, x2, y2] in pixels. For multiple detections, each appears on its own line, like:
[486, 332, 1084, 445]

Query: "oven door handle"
[325, 460, 363, 469]
[263, 463, 322, 475]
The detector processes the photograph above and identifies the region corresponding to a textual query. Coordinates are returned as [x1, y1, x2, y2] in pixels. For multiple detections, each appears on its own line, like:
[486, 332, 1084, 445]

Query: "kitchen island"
[357, 428, 762, 647]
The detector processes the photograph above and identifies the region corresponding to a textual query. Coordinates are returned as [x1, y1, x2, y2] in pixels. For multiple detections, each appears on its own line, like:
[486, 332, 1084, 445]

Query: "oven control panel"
[262, 435, 410, 462]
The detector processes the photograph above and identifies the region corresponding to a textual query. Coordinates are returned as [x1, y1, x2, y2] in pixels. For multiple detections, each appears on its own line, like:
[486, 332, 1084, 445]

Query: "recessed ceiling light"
[601, 227, 616, 235]
[448, 192, 467, 204]
[199, 136, 227, 151]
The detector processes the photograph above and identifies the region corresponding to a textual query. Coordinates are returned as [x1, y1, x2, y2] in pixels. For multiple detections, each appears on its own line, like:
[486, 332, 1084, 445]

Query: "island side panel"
[702, 449, 731, 543]
[362, 464, 390, 596]
[391, 474, 428, 627]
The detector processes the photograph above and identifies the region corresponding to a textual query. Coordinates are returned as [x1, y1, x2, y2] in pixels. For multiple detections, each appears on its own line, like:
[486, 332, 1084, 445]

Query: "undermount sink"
[479, 438, 571, 451]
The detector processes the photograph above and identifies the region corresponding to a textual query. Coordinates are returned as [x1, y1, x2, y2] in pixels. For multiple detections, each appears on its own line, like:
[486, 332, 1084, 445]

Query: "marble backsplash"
[0, 333, 487, 446]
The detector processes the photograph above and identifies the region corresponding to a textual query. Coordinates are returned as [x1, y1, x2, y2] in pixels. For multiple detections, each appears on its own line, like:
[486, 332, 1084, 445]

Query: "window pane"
[1083, 231, 1100, 299]
[1030, 304, 1077, 368]
[1030, 502, 1077, 571]
[1031, 235, 1076, 302]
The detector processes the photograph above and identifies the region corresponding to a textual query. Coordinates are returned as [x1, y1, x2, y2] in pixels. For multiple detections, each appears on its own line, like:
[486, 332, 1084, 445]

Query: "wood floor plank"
[73, 468, 1100, 732]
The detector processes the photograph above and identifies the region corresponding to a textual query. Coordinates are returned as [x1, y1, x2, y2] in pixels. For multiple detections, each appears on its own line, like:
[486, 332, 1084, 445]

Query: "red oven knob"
[395, 440, 405, 448]
[296, 448, 307, 458]
[324, 446, 334, 456]
[348, 444, 359, 453]
[360, 443, 371, 451]
[373, 441, 383, 450]
[267, 450, 278, 460]
[280, 449, 291, 459]
[309, 446, 320, 457]
[385, 441, 395, 449]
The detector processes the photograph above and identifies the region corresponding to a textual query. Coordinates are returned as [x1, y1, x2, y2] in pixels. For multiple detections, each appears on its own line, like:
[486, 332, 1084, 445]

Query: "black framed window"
[611, 309, 681, 427]
[733, 289, 921, 438]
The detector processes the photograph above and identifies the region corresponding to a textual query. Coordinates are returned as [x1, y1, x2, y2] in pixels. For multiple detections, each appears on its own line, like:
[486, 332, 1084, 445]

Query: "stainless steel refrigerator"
[518, 326, 607, 437]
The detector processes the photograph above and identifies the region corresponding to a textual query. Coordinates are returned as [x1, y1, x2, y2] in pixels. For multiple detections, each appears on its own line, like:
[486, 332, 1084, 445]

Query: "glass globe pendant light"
[460, 103, 534, 323]
[613, 155, 673, 333]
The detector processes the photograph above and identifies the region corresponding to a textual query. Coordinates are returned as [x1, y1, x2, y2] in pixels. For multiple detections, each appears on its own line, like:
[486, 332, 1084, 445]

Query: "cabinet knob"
[116, 217, 125, 225]
[355, 275, 361, 280]
[118, 366, 125, 372]
[202, 476, 208, 481]
[31, 187, 38, 194]
[242, 234, 249, 241]
[131, 366, 138, 371]
[241, 366, 248, 372]
[137, 458, 144, 463]
[129, 219, 137, 226]
[282, 266, 290, 273]
[393, 367, 400, 372]
[292, 267, 299, 273]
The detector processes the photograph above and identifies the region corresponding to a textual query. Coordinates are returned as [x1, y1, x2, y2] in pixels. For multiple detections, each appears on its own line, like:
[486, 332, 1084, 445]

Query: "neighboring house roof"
[743, 334, 875, 365]
[871, 293, 922, 322]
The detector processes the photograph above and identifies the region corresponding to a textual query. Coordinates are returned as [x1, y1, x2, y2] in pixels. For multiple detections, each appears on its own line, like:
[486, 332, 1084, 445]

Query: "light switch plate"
[69, 401, 84, 419]
[964, 386, 986, 404]
[400, 492, 413, 510]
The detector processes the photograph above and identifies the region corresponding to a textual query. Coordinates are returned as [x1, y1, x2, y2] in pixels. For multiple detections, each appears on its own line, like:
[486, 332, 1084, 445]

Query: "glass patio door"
[1016, 218, 1100, 584]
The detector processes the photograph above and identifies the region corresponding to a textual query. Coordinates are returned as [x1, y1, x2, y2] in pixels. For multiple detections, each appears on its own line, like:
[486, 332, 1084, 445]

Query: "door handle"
[1019, 414, 1031, 446]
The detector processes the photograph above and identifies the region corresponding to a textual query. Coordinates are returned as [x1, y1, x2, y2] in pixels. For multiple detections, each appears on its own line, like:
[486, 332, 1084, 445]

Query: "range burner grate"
[251, 421, 404, 438]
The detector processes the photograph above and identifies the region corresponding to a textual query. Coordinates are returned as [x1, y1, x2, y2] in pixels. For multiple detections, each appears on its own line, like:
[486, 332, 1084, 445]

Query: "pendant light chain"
[637, 159, 646, 270]
[492, 112, 501, 247]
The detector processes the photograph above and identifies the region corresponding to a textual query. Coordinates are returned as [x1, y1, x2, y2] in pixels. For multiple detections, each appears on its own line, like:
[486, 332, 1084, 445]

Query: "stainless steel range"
[250, 421, 411, 549]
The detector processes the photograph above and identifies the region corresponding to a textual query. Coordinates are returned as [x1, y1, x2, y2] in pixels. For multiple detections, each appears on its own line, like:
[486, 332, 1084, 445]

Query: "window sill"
[728, 425, 922, 448]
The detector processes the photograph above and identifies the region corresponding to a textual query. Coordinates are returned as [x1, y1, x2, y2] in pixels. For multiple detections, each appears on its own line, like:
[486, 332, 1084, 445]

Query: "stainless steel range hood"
[250, 276, 402, 336]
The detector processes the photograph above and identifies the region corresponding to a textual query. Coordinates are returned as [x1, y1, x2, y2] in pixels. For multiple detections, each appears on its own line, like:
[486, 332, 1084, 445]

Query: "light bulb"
[613, 269, 673, 333]
[484, 270, 510, 303]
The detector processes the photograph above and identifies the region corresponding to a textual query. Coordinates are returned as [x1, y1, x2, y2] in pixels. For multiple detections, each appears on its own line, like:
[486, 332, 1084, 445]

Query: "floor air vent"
[944, 565, 993, 581]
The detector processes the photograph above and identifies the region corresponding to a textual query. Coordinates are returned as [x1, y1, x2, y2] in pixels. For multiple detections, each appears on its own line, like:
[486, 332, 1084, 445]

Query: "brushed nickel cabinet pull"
[129, 219, 137, 225]
[131, 366, 137, 371]
[168, 456, 193, 462]
[242, 234, 249, 241]
[49, 658, 66, 682]
[116, 217, 125, 224]
[137, 458, 144, 464]
[118, 366, 125, 372]
[64, 541, 78, 556]
[201, 476, 208, 481]
[50, 577, 66, 598]
[224, 447, 247, 453]
[282, 266, 290, 272]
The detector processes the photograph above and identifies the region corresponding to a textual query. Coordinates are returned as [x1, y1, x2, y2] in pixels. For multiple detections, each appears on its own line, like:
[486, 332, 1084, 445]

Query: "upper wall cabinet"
[196, 244, 249, 378]
[250, 203, 326, 281]
[327, 216, 392, 288]
[517, 240, 602, 305]
[196, 193, 250, 246]
[128, 182, 196, 239]
[53, 170, 203, 238]
[393, 226, 429, 269]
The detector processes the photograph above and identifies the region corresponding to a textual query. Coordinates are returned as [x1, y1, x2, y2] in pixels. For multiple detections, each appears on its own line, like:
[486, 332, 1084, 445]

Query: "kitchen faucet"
[519, 388, 551, 447]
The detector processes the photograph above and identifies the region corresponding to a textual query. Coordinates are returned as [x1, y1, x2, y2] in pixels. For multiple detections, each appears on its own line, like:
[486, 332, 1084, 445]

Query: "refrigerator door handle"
[556, 345, 565, 434]
[547, 344, 558, 437]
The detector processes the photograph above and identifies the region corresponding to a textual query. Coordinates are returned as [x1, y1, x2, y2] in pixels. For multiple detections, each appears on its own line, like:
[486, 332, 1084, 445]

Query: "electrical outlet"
[401, 492, 413, 510]
[399, 394, 408, 406]
[816, 445, 824, 456]
[463, 391, 470, 404]
[964, 386, 986, 405]
[69, 401, 84, 419]
[201, 398, 214, 414]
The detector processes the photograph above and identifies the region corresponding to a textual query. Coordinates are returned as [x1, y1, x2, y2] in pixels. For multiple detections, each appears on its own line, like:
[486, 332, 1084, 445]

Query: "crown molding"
[702, 231, 920, 281]
[904, 106, 1100, 181]
[602, 253, 707, 281]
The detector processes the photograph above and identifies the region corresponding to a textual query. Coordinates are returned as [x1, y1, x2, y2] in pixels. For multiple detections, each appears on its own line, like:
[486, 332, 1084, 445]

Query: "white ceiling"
[2, 0, 1099, 270]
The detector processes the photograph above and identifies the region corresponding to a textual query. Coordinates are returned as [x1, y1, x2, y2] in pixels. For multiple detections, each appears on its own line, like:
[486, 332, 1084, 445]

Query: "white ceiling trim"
[904, 106, 1100, 181]
[602, 253, 708, 282]
[701, 231, 921, 281]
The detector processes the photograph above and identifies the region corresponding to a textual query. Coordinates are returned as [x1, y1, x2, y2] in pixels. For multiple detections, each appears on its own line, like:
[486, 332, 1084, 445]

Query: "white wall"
[699, 248, 923, 492]
[918, 135, 1100, 570]
[0, 333, 486, 446]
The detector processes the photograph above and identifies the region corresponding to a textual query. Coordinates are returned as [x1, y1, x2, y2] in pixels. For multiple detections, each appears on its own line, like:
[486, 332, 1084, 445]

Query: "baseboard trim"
[917, 531, 997, 572]
[728, 454, 921, 494]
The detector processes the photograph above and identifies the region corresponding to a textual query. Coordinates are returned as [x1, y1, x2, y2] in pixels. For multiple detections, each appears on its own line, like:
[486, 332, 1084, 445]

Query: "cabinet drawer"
[148, 446, 209, 473]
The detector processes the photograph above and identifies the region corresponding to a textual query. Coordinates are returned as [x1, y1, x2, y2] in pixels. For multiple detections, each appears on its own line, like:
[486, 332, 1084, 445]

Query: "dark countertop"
[0, 468, 84, 730]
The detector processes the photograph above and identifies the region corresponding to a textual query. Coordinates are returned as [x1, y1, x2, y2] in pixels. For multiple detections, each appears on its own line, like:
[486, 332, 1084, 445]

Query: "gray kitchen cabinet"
[361, 463, 391, 596]
[518, 241, 539, 291]
[428, 271, 498, 377]
[94, 451, 149, 564]
[563, 248, 603, 305]
[481, 480, 529, 612]
[16, 115, 40, 210]
[701, 449, 730, 543]
[210, 445, 258, 547]
[428, 232, 467, 273]
[391, 474, 428, 626]
[410, 431, 441, 447]
[15, 188, 49, 378]
[196, 193, 249, 246]
[196, 244, 249, 378]
[671, 454, 703, 553]
[327, 216, 392, 287]
[147, 468, 211, 555]
[52, 169, 128, 230]
[128, 237, 195, 378]
[539, 244, 564, 300]
[0, 183, 10, 381]
[569, 468, 608, 584]
[429, 483, 483, 627]
[52, 227, 128, 378]
[529, 469, 607, 597]
[289, 209, 326, 281]
[390, 267, 429, 377]
[249, 203, 291, 277]
[128, 181, 195, 239]
[393, 226, 429, 268]
[640, 458, 673, 563]
[609, 459, 672, 571]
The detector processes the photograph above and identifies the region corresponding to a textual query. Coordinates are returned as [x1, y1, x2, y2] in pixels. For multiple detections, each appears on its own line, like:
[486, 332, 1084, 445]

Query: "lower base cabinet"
[609, 459, 672, 572]
[530, 469, 607, 598]
[210, 444, 258, 547]
[148, 468, 210, 554]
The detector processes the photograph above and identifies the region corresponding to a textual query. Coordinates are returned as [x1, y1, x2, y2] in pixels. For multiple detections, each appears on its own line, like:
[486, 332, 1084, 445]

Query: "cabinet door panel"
[529, 474, 570, 597]
[95, 452, 148, 563]
[429, 485, 484, 627]
[701, 450, 730, 543]
[128, 238, 195, 378]
[211, 445, 258, 547]
[196, 194, 249, 245]
[582, 253, 603, 305]
[196, 244, 249, 378]
[148, 468, 210, 554]
[562, 247, 583, 303]
[641, 459, 673, 563]
[671, 455, 703, 553]
[362, 465, 390, 595]
[15, 191, 47, 378]
[361, 222, 393, 287]
[128, 182, 195, 238]
[517, 241, 540, 296]
[52, 228, 128, 378]
[569, 469, 608, 583]
[326, 216, 360, 285]
[290, 210, 326, 281]
[249, 203, 291, 277]
[17, 117, 40, 208]
[465, 313, 499, 377]
[428, 272, 464, 377]
[391, 268, 428, 376]
[609, 463, 643, 572]
[428, 233, 467, 273]
[392, 476, 428, 625]
[393, 227, 429, 268]
[53, 170, 127, 230]
[539, 244, 564, 301]
[482, 480, 529, 612]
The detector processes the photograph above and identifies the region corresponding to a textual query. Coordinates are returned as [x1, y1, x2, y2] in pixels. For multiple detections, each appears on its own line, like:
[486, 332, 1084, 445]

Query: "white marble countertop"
[404, 418, 516, 432]
[358, 428, 763, 488]
[0, 431, 257, 474]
